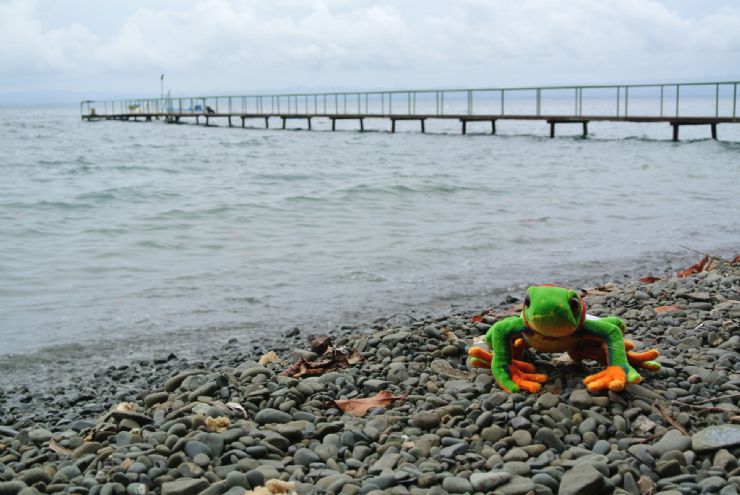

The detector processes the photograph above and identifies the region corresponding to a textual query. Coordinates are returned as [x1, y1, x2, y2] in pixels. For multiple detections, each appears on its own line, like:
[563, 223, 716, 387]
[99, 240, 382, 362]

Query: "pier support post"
[672, 124, 679, 142]
[146, 116, 152, 122]
[462, 121, 467, 135]
[206, 116, 209, 126]
[265, 117, 269, 129]
[391, 119, 396, 133]
[241, 116, 245, 128]
[359, 118, 364, 132]
[491, 120, 496, 135]
[282, 117, 286, 130]
[196, 116, 199, 125]
[582, 122, 588, 137]
[711, 123, 717, 140]
[228, 116, 232, 127]
[421, 119, 425, 133]
[550, 122, 555, 138]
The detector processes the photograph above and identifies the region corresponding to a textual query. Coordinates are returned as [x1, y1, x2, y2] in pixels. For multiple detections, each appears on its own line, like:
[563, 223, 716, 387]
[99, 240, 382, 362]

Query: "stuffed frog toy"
[468, 285, 660, 393]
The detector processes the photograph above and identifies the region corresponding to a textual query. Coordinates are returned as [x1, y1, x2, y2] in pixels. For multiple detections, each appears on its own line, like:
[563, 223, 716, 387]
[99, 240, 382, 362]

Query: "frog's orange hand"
[583, 365, 641, 392]
[624, 339, 661, 371]
[468, 347, 493, 368]
[468, 338, 528, 368]
[503, 362, 548, 393]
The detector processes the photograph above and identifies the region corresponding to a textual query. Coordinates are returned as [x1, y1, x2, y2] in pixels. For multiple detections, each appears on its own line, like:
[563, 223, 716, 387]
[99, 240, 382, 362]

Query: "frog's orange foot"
[583, 365, 631, 392]
[627, 349, 661, 370]
[468, 347, 493, 368]
[506, 362, 548, 393]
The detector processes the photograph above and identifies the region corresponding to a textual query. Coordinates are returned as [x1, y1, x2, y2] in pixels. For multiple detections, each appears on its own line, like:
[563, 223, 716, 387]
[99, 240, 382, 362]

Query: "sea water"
[0, 104, 738, 372]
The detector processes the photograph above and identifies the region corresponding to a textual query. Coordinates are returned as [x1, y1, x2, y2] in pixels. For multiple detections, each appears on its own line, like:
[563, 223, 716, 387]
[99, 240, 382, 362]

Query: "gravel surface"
[1, 260, 739, 495]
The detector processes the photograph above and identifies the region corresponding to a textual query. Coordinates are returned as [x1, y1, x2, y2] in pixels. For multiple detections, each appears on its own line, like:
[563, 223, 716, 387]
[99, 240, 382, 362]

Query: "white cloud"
[0, 0, 738, 95]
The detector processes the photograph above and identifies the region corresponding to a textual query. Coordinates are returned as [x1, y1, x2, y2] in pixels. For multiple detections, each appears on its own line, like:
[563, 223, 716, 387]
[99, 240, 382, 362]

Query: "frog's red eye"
[524, 294, 531, 307]
[569, 297, 581, 316]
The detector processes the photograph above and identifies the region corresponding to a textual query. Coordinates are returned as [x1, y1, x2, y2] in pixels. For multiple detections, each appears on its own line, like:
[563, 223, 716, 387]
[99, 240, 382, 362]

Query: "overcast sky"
[1, 0, 739, 101]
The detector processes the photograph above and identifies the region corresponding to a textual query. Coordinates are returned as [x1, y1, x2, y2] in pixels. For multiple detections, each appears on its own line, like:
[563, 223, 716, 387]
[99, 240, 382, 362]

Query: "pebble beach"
[2, 258, 740, 495]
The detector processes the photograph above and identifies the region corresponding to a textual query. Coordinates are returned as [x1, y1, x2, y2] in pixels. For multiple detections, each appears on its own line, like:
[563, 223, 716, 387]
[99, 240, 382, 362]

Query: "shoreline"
[0, 248, 710, 392]
[1, 256, 739, 494]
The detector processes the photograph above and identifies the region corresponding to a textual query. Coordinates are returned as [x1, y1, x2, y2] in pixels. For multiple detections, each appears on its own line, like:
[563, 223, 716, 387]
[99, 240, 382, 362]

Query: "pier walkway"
[81, 81, 740, 141]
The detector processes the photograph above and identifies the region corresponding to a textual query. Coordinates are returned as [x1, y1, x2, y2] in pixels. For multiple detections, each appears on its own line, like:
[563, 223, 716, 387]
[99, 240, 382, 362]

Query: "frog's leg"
[581, 319, 642, 392]
[486, 317, 548, 393]
[624, 339, 661, 371]
[468, 338, 537, 375]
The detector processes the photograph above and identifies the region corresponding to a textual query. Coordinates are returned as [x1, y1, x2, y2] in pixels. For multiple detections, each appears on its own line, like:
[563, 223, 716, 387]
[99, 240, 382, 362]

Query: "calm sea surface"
[1, 105, 739, 371]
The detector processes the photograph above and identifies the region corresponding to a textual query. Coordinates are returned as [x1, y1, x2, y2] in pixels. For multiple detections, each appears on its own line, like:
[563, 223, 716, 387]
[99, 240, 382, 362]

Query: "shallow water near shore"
[1, 105, 739, 380]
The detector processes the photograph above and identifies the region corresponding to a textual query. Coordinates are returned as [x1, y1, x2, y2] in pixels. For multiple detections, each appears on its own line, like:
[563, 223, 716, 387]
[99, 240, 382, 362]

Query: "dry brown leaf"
[334, 390, 407, 417]
[639, 276, 662, 283]
[655, 305, 681, 313]
[677, 255, 709, 278]
[258, 351, 279, 366]
[48, 439, 71, 455]
[309, 335, 332, 354]
[206, 416, 230, 433]
[347, 349, 363, 365]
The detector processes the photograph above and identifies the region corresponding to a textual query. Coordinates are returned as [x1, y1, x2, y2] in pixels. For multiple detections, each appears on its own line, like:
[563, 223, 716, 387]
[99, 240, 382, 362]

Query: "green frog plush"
[468, 285, 660, 393]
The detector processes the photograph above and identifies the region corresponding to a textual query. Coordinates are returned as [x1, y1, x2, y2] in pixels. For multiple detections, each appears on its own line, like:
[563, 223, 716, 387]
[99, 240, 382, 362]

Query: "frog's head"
[522, 285, 586, 338]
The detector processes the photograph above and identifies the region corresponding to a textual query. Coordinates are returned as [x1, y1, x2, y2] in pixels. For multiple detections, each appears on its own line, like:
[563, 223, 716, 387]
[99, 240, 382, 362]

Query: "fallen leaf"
[347, 349, 363, 365]
[732, 255, 740, 264]
[245, 479, 296, 495]
[258, 351, 279, 366]
[114, 402, 136, 412]
[48, 439, 71, 455]
[210, 401, 248, 418]
[334, 390, 407, 417]
[639, 276, 662, 283]
[677, 255, 709, 278]
[469, 314, 483, 323]
[280, 347, 361, 378]
[309, 335, 332, 354]
[654, 305, 681, 313]
[637, 474, 657, 495]
[206, 416, 230, 432]
[632, 414, 656, 436]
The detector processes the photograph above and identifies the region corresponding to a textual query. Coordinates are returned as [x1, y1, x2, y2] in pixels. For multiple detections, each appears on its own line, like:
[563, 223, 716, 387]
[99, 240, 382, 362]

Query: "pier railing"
[82, 81, 739, 120]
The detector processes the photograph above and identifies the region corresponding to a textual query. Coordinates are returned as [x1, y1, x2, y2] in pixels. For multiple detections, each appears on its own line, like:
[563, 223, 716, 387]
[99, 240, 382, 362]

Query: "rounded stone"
[512, 429, 532, 447]
[441, 476, 473, 494]
[293, 448, 321, 466]
[255, 408, 293, 425]
[411, 411, 442, 430]
[184, 441, 212, 459]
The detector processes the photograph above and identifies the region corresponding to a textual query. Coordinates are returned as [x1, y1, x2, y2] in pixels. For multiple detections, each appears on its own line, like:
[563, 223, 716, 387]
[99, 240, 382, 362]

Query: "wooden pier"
[81, 81, 740, 141]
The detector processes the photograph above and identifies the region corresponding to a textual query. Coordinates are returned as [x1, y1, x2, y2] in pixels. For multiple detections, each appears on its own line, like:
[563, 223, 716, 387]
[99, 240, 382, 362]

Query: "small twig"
[689, 392, 740, 405]
[672, 401, 738, 414]
[654, 400, 690, 436]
